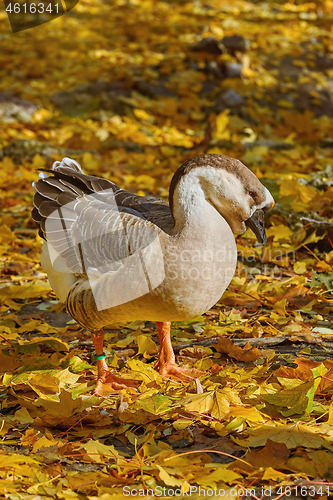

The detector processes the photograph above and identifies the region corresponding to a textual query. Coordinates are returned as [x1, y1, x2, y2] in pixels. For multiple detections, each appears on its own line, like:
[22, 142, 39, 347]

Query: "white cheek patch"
[222, 173, 246, 200]
[193, 167, 246, 202]
[202, 171, 247, 216]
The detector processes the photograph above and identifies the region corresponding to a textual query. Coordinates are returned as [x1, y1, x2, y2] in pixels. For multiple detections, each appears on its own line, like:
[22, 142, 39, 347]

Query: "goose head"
[169, 154, 274, 244]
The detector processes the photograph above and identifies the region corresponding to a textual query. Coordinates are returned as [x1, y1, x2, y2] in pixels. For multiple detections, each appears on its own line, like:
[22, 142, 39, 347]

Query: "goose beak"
[245, 209, 267, 245]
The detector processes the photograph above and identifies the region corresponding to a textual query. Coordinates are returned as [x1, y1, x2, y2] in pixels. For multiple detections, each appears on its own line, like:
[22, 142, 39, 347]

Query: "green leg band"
[93, 353, 106, 361]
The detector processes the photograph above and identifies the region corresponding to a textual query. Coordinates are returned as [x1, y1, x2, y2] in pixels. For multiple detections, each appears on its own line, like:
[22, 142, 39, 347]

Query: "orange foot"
[158, 361, 204, 382]
[155, 321, 204, 382]
[91, 329, 139, 396]
[94, 370, 139, 396]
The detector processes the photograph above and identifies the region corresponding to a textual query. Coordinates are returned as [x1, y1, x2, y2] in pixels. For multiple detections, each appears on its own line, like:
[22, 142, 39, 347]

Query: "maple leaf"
[216, 338, 262, 362]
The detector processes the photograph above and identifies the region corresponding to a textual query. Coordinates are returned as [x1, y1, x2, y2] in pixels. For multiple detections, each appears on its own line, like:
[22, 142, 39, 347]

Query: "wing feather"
[33, 158, 166, 276]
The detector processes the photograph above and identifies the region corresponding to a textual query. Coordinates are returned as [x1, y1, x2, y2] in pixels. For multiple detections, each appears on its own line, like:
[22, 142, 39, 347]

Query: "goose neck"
[170, 173, 215, 232]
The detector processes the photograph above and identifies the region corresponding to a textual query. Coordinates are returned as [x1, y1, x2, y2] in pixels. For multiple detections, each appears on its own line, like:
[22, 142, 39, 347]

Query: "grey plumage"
[32, 158, 174, 277]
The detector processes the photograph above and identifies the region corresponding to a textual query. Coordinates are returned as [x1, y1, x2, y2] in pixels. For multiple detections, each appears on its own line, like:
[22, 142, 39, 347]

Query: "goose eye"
[249, 191, 255, 198]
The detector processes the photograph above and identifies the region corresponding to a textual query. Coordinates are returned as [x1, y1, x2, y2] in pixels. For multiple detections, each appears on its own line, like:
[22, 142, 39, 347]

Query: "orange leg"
[154, 322, 204, 381]
[91, 329, 138, 396]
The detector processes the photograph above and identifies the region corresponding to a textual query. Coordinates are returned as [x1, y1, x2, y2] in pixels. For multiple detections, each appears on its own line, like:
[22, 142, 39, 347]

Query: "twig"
[164, 448, 251, 466]
[300, 217, 333, 226]
[302, 244, 321, 262]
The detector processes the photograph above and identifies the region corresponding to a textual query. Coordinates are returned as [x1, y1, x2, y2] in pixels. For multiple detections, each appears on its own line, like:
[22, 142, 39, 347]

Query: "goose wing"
[32, 157, 174, 238]
[32, 158, 167, 277]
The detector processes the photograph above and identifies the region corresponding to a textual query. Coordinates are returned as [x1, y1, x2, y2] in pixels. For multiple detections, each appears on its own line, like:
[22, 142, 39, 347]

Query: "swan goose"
[32, 154, 274, 395]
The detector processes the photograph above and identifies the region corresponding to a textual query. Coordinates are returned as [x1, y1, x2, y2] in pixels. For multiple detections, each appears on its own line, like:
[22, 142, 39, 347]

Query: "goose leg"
[91, 329, 138, 396]
[154, 322, 204, 381]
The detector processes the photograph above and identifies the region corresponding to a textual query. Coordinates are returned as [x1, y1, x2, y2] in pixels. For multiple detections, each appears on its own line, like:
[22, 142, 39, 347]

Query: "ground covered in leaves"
[1, 0, 333, 498]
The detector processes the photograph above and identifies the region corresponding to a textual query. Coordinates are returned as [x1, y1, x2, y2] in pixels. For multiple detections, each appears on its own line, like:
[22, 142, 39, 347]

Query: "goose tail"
[36, 157, 82, 182]
[52, 157, 83, 173]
